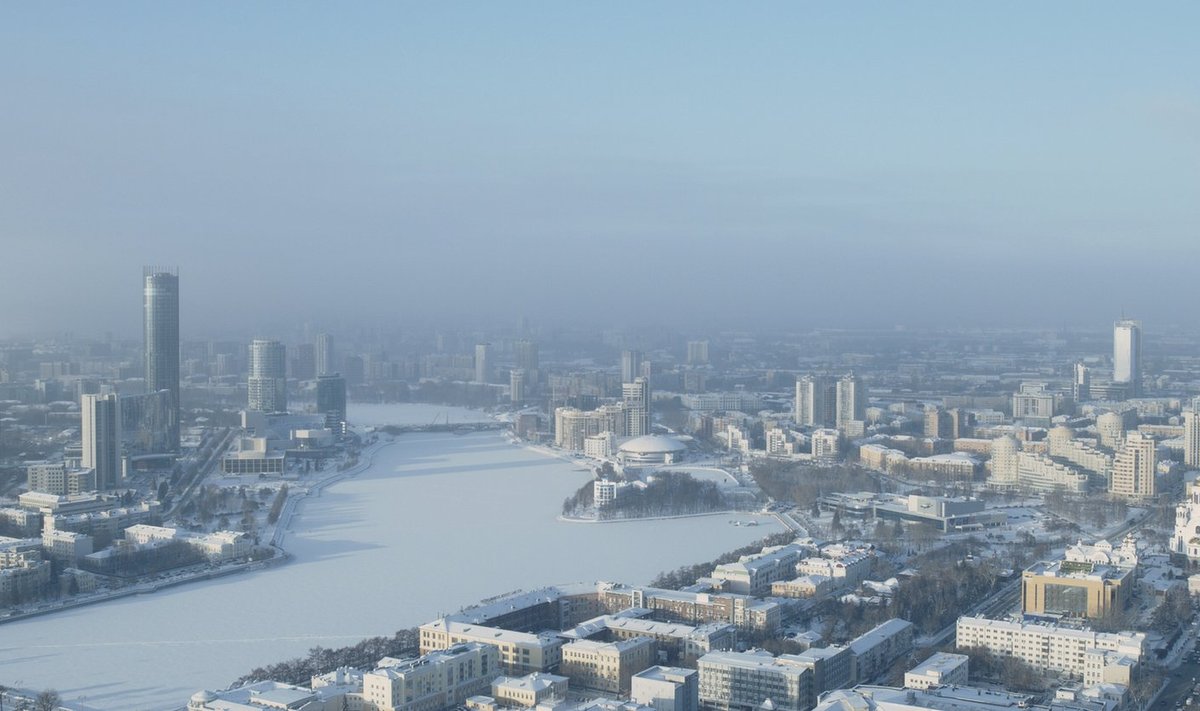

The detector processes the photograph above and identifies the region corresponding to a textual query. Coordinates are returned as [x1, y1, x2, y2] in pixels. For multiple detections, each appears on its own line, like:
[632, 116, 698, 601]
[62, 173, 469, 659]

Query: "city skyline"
[1, 3, 1198, 336]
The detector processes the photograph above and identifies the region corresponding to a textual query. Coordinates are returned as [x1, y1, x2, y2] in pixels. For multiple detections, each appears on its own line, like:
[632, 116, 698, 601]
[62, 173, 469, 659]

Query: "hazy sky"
[2, 3, 1197, 338]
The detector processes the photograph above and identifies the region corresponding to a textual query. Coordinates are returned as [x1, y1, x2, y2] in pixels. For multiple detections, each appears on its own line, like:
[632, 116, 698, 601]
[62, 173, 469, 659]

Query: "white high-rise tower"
[1113, 319, 1142, 397]
[248, 339, 287, 412]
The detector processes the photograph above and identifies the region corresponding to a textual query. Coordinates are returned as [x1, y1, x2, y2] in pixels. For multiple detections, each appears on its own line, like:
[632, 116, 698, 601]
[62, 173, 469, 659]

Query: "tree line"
[234, 628, 421, 686]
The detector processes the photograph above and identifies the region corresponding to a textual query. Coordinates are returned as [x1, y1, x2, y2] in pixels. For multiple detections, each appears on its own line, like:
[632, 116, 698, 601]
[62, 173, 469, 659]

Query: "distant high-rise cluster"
[248, 339, 287, 413]
[143, 268, 180, 451]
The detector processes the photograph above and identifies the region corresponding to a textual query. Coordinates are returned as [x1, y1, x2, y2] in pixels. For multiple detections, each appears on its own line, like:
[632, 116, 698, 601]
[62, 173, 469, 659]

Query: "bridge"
[379, 421, 509, 434]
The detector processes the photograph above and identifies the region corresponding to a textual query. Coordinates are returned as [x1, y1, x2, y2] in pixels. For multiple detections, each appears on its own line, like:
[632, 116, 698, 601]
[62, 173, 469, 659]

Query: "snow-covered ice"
[0, 404, 779, 711]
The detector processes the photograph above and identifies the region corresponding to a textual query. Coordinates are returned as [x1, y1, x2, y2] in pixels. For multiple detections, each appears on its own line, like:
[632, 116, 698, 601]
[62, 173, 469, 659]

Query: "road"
[922, 578, 1021, 648]
[166, 426, 233, 516]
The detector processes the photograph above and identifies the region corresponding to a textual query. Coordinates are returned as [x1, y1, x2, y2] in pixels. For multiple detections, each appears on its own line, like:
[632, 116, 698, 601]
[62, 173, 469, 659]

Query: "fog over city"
[2, 3, 1198, 337]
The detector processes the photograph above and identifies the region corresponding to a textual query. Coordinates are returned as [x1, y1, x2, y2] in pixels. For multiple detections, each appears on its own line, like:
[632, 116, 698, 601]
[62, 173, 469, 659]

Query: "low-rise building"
[420, 619, 564, 676]
[955, 616, 1144, 683]
[698, 650, 814, 711]
[847, 619, 914, 684]
[770, 574, 835, 599]
[560, 637, 656, 695]
[490, 673, 568, 708]
[903, 652, 969, 690]
[711, 543, 806, 596]
[364, 643, 499, 711]
[631, 666, 698, 711]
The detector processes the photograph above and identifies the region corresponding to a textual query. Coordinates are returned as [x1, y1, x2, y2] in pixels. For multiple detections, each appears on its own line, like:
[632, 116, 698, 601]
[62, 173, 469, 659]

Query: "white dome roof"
[619, 435, 687, 454]
[191, 690, 218, 703]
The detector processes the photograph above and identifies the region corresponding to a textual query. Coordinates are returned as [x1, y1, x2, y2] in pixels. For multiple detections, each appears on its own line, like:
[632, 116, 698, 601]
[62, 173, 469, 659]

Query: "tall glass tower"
[144, 268, 180, 451]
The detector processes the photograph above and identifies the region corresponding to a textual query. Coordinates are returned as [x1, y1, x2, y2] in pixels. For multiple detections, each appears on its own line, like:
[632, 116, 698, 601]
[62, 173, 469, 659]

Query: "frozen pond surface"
[0, 404, 779, 711]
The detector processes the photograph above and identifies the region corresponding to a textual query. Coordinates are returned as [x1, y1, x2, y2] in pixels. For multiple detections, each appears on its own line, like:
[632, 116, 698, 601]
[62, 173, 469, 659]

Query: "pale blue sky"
[1, 3, 1197, 336]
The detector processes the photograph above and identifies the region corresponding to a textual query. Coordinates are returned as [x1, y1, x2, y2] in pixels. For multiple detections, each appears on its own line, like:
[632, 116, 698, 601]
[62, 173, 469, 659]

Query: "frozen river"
[0, 404, 779, 710]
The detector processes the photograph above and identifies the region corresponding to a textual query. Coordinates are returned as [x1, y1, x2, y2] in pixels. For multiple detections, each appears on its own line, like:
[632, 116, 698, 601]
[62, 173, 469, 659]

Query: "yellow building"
[559, 637, 656, 695]
[420, 619, 563, 675]
[1021, 560, 1132, 620]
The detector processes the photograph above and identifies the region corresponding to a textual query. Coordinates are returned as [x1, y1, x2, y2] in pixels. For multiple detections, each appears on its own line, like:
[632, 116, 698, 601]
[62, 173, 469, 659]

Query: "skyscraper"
[621, 350, 644, 384]
[510, 369, 527, 405]
[1184, 409, 1200, 468]
[515, 339, 539, 372]
[1113, 319, 1142, 398]
[316, 374, 347, 436]
[143, 268, 179, 451]
[248, 339, 287, 412]
[623, 377, 651, 437]
[316, 333, 335, 377]
[795, 375, 836, 427]
[82, 392, 121, 490]
[686, 340, 709, 366]
[289, 343, 316, 380]
[475, 343, 492, 384]
[1072, 362, 1091, 403]
[836, 372, 866, 434]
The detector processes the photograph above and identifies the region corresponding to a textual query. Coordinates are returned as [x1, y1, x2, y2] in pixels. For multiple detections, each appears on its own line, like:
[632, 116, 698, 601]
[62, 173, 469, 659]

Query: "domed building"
[617, 434, 687, 467]
[188, 691, 218, 709]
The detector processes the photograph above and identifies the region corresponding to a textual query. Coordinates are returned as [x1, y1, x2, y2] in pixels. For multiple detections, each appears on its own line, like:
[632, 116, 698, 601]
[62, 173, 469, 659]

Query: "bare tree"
[34, 690, 60, 711]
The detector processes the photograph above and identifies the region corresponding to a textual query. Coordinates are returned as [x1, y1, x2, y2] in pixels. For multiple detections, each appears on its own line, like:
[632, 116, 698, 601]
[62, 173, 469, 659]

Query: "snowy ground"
[0, 404, 781, 711]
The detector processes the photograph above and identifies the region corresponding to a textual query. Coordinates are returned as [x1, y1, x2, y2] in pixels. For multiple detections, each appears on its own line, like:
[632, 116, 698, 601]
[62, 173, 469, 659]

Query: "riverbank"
[559, 510, 767, 524]
[0, 438, 396, 628]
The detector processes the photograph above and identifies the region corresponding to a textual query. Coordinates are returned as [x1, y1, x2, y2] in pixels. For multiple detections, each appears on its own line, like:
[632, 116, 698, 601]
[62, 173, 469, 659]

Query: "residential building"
[711, 543, 806, 596]
[1109, 431, 1155, 499]
[847, 619, 914, 684]
[510, 369, 527, 404]
[811, 429, 839, 460]
[419, 619, 564, 676]
[836, 373, 866, 435]
[1186, 410, 1200, 468]
[623, 377, 651, 438]
[26, 461, 96, 496]
[686, 341, 709, 366]
[955, 616, 1144, 683]
[795, 376, 836, 428]
[1096, 412, 1126, 450]
[1012, 382, 1055, 427]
